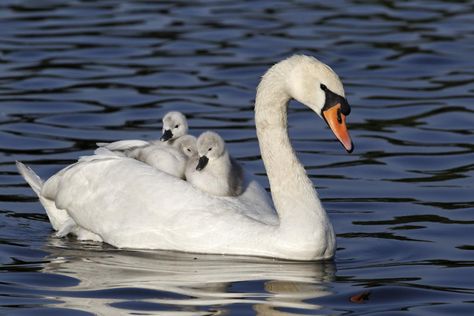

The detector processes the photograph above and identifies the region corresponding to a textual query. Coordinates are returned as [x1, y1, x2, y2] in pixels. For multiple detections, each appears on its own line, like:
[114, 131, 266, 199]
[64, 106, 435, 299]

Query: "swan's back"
[42, 154, 277, 249]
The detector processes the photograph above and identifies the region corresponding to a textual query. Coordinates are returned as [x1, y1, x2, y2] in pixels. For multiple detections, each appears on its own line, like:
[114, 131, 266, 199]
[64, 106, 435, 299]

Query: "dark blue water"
[1, 0, 473, 315]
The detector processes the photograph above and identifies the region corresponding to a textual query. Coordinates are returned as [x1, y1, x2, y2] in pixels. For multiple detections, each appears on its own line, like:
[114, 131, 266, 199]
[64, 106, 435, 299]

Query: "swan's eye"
[320, 84, 327, 91]
[187, 148, 191, 152]
[174, 124, 179, 128]
[208, 147, 212, 151]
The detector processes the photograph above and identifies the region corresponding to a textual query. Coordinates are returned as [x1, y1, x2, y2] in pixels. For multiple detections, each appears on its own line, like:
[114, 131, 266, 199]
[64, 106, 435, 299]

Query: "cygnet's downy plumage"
[179, 135, 198, 160]
[126, 134, 196, 179]
[97, 111, 189, 152]
[185, 131, 243, 196]
[96, 112, 191, 178]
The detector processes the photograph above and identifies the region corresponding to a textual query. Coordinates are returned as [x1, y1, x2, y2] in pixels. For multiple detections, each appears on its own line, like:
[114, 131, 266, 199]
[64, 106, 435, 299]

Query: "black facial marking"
[160, 129, 173, 142]
[196, 155, 209, 171]
[320, 85, 351, 116]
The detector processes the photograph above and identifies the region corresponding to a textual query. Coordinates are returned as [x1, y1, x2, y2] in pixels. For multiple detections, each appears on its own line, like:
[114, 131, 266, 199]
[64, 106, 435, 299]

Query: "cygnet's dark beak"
[196, 156, 209, 171]
[160, 129, 173, 142]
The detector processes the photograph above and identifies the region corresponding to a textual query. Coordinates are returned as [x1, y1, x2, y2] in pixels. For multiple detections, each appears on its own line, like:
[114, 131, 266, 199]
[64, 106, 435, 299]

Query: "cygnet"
[97, 111, 189, 152]
[185, 131, 243, 196]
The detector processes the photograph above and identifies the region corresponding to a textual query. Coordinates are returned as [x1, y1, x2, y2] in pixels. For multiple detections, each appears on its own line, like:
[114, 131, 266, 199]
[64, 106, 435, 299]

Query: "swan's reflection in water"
[43, 238, 335, 315]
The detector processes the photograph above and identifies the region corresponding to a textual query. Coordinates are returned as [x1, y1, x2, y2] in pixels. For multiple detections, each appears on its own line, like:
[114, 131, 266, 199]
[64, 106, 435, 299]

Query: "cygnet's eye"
[320, 83, 327, 91]
[174, 124, 179, 128]
[187, 148, 191, 152]
[208, 147, 212, 151]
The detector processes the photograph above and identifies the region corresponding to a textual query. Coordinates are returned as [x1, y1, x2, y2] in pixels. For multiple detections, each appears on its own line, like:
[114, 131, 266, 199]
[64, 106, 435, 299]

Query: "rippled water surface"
[1, 0, 473, 315]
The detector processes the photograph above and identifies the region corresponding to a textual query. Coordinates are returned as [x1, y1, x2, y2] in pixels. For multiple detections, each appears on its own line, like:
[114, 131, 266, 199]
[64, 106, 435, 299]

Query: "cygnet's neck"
[209, 152, 231, 176]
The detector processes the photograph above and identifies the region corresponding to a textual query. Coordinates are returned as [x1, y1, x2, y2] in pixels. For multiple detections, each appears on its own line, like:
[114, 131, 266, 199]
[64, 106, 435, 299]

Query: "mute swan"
[186, 131, 243, 196]
[17, 55, 353, 261]
[97, 111, 189, 152]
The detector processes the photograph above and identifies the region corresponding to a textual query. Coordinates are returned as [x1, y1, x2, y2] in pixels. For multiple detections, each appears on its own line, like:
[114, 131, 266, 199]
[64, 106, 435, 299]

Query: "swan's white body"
[17, 55, 354, 260]
[186, 131, 243, 196]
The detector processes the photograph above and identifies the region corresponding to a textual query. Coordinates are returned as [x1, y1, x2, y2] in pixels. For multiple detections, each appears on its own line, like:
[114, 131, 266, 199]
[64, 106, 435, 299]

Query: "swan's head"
[160, 111, 188, 142]
[270, 55, 353, 152]
[178, 135, 197, 158]
[195, 131, 226, 171]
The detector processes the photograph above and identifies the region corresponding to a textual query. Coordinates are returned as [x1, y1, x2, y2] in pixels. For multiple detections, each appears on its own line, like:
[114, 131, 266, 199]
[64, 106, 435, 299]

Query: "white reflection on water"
[42, 239, 335, 315]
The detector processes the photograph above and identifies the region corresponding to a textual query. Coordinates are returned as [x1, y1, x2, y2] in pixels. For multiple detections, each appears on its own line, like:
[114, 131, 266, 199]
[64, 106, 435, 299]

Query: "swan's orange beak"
[322, 104, 353, 153]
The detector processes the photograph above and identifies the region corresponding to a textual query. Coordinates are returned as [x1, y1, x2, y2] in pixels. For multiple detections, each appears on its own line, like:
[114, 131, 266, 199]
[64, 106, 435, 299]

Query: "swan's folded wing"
[41, 156, 277, 250]
[97, 139, 150, 151]
[234, 171, 278, 226]
[45, 158, 203, 244]
[90, 147, 126, 158]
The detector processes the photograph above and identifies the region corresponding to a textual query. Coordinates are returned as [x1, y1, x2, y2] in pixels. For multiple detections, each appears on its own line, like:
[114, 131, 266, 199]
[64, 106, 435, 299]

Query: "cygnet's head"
[178, 135, 197, 158]
[160, 111, 188, 142]
[195, 131, 226, 171]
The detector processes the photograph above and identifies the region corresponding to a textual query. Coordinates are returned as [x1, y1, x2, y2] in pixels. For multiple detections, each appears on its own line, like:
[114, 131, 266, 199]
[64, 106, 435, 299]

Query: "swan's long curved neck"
[255, 65, 333, 248]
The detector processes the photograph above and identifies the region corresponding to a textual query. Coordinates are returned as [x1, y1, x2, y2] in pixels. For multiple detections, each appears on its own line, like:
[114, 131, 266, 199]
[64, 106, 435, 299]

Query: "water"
[1, 0, 473, 314]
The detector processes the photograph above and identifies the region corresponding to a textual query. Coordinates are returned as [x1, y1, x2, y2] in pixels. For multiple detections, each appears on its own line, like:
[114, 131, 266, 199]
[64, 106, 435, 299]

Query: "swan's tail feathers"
[96, 142, 108, 147]
[56, 218, 77, 238]
[16, 161, 43, 196]
[16, 161, 77, 233]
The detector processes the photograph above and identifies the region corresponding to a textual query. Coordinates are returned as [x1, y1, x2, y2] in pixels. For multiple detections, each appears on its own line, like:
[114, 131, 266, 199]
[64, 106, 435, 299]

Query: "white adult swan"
[17, 55, 353, 261]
